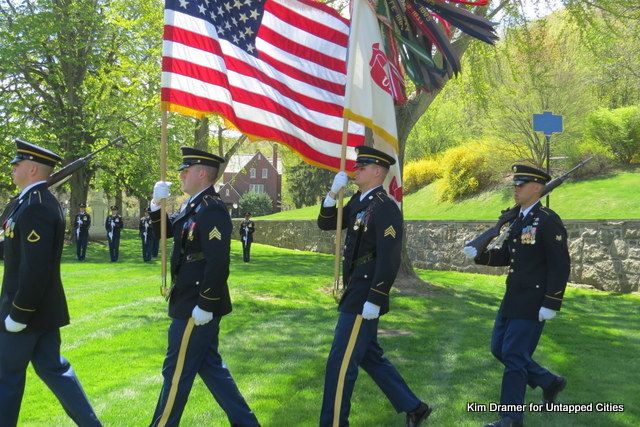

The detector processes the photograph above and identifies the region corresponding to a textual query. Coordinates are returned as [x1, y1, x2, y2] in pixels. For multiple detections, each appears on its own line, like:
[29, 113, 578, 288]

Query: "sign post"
[533, 111, 563, 207]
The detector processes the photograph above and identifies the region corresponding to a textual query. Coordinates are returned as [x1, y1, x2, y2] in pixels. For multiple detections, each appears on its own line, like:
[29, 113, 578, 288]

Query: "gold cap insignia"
[209, 227, 222, 240]
[384, 225, 396, 238]
[27, 230, 41, 243]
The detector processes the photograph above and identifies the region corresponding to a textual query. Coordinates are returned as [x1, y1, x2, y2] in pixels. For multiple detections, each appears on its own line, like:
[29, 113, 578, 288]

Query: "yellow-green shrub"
[403, 158, 443, 193]
[437, 140, 502, 202]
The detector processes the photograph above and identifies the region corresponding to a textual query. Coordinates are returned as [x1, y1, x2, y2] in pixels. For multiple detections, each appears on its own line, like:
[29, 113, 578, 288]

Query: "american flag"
[162, 0, 365, 170]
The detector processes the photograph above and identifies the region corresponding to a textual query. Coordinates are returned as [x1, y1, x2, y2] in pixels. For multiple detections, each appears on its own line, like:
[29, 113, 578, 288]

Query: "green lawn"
[263, 170, 640, 220]
[2, 231, 638, 426]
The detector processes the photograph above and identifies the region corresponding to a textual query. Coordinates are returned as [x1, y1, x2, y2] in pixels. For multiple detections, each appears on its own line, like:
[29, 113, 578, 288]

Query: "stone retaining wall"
[233, 219, 640, 293]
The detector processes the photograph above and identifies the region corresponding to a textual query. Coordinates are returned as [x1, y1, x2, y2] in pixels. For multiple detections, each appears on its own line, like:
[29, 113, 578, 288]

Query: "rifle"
[465, 157, 592, 255]
[1, 135, 124, 242]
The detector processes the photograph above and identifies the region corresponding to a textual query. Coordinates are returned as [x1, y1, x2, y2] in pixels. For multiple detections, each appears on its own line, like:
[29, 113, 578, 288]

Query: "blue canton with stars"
[167, 0, 267, 56]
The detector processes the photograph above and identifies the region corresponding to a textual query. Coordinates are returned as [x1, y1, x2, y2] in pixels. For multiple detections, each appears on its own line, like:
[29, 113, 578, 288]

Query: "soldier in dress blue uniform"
[239, 212, 255, 262]
[74, 203, 91, 260]
[465, 164, 570, 427]
[317, 146, 431, 427]
[139, 210, 153, 262]
[0, 139, 101, 426]
[149, 146, 259, 427]
[105, 205, 124, 262]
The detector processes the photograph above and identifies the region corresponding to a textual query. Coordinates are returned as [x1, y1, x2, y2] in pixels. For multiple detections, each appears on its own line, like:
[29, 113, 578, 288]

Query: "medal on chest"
[353, 210, 367, 232]
[3, 218, 15, 239]
[520, 225, 537, 245]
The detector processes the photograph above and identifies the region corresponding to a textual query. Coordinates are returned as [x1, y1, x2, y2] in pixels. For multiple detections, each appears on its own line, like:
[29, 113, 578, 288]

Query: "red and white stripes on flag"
[161, 0, 364, 170]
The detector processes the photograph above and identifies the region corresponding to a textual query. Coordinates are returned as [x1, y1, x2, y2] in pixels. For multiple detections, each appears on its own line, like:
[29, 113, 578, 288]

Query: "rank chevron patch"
[27, 230, 41, 243]
[209, 227, 221, 240]
[384, 225, 396, 238]
[209, 227, 222, 240]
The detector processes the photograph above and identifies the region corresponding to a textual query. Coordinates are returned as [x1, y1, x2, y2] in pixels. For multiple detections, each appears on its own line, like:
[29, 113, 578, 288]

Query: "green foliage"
[263, 170, 640, 220]
[403, 157, 443, 194]
[585, 106, 640, 166]
[436, 140, 505, 202]
[239, 191, 273, 216]
[285, 159, 334, 208]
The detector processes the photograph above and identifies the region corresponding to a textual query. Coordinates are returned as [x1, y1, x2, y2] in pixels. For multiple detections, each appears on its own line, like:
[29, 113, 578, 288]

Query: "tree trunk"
[115, 191, 123, 212]
[138, 196, 148, 217]
[194, 117, 209, 150]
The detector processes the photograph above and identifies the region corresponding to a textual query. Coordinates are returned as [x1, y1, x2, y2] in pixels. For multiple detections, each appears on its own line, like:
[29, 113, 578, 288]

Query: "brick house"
[218, 147, 282, 216]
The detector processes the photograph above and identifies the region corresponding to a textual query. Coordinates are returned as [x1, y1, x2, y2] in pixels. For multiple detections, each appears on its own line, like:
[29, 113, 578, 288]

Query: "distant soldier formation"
[1, 139, 573, 427]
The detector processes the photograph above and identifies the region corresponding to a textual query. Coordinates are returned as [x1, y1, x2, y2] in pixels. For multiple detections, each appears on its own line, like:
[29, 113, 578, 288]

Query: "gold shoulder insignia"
[555, 234, 563, 241]
[383, 225, 396, 238]
[209, 226, 222, 240]
[27, 230, 41, 243]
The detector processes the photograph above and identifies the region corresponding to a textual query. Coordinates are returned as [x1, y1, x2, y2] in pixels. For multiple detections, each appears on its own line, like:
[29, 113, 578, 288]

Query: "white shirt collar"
[19, 180, 47, 200]
[520, 200, 540, 218]
[359, 185, 382, 202]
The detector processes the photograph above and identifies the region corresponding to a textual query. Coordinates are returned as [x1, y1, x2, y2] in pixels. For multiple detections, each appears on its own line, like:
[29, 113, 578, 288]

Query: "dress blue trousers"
[0, 328, 101, 427]
[320, 312, 420, 427]
[76, 232, 88, 260]
[490, 315, 556, 421]
[108, 233, 120, 261]
[150, 317, 259, 427]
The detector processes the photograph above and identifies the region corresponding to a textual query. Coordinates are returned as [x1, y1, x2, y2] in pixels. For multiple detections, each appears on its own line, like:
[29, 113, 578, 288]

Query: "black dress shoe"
[406, 402, 432, 427]
[542, 376, 567, 404]
[483, 417, 523, 427]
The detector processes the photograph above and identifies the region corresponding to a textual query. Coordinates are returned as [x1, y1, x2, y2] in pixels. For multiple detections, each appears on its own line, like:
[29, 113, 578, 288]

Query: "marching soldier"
[139, 210, 153, 262]
[317, 146, 431, 427]
[105, 205, 124, 262]
[149, 146, 259, 427]
[0, 139, 101, 426]
[239, 212, 255, 262]
[74, 203, 91, 261]
[464, 164, 570, 427]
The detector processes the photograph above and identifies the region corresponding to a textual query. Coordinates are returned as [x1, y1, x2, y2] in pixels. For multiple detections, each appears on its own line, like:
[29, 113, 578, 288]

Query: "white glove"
[361, 301, 380, 320]
[330, 171, 349, 194]
[4, 315, 27, 333]
[538, 307, 557, 322]
[463, 246, 478, 259]
[192, 305, 213, 326]
[152, 181, 172, 203]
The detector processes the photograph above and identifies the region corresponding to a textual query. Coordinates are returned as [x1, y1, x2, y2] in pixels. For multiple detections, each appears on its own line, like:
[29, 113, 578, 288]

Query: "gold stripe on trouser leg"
[333, 315, 363, 427]
[158, 318, 195, 427]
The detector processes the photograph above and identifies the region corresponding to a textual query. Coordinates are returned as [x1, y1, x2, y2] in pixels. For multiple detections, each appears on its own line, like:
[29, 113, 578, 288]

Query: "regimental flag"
[344, 0, 402, 203]
[161, 0, 365, 171]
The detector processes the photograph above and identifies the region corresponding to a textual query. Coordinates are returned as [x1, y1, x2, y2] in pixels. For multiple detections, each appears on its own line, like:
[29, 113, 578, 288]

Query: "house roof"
[224, 151, 283, 174]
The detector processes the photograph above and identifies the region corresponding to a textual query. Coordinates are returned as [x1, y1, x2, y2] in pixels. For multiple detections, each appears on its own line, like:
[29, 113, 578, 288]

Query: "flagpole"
[332, 118, 349, 302]
[160, 110, 169, 298]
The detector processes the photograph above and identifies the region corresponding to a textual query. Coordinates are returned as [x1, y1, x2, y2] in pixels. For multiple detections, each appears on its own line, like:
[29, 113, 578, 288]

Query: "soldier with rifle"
[74, 203, 91, 261]
[464, 164, 573, 427]
[105, 205, 124, 262]
[139, 209, 153, 262]
[0, 139, 102, 426]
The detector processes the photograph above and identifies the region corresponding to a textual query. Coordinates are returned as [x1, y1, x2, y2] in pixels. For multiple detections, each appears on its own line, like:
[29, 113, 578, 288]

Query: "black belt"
[353, 252, 375, 267]
[184, 252, 204, 263]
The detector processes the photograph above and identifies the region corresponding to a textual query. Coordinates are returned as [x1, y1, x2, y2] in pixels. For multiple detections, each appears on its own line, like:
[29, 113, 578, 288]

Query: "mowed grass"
[263, 170, 640, 220]
[1, 230, 638, 426]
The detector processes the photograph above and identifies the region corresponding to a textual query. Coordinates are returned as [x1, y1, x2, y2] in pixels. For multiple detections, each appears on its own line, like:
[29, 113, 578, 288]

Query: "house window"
[262, 168, 268, 179]
[249, 184, 265, 193]
[225, 189, 229, 196]
[249, 168, 256, 178]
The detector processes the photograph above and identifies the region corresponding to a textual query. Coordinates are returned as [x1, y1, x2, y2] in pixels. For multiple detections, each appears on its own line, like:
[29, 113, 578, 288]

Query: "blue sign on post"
[533, 111, 563, 208]
[533, 111, 563, 136]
